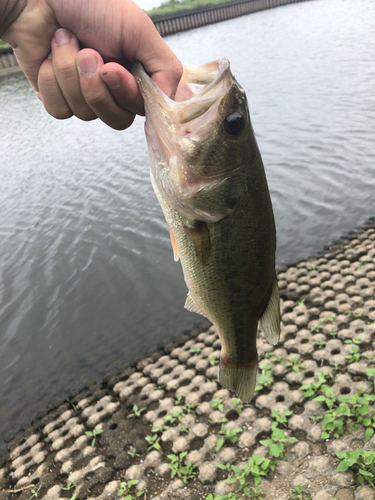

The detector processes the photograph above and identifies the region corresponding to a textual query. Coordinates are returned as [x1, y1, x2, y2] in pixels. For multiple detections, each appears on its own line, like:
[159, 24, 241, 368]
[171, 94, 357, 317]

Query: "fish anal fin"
[184, 292, 207, 318]
[184, 221, 211, 266]
[168, 226, 180, 262]
[259, 277, 280, 346]
[219, 355, 258, 403]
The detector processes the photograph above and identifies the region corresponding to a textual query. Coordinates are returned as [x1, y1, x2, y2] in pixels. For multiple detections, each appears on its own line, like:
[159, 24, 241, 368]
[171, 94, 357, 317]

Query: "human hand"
[0, 0, 182, 130]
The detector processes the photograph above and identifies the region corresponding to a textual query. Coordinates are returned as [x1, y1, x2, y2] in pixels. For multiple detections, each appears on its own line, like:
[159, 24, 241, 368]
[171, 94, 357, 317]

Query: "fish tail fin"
[259, 277, 280, 346]
[219, 355, 258, 403]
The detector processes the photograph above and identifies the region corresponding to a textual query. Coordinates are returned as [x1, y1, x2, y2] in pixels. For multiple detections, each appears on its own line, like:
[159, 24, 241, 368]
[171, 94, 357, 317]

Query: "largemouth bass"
[133, 58, 280, 402]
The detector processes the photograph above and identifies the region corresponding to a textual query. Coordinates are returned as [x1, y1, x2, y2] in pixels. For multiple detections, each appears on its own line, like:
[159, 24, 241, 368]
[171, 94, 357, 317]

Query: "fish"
[133, 58, 280, 402]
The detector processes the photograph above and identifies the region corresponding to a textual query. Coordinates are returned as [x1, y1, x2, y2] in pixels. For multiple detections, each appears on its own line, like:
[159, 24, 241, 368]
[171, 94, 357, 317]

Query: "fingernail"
[78, 55, 98, 77]
[47, 51, 52, 59]
[54, 28, 72, 46]
[101, 71, 120, 89]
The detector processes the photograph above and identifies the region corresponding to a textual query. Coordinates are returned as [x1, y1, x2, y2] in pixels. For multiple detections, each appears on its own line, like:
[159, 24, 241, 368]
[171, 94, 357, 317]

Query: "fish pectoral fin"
[184, 292, 207, 318]
[219, 355, 258, 403]
[168, 225, 180, 262]
[183, 221, 211, 266]
[259, 277, 280, 346]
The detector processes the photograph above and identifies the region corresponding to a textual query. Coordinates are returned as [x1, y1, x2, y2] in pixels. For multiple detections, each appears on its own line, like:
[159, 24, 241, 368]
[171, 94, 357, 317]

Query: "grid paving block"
[289, 400, 325, 442]
[81, 395, 120, 428]
[332, 373, 372, 397]
[155, 364, 195, 392]
[113, 373, 151, 402]
[9, 433, 40, 461]
[176, 375, 217, 405]
[45, 417, 85, 451]
[11, 441, 47, 482]
[142, 355, 179, 382]
[256, 382, 304, 412]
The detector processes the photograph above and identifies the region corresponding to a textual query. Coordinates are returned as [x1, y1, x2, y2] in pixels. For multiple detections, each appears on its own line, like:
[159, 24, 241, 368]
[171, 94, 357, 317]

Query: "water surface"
[1, 0, 374, 440]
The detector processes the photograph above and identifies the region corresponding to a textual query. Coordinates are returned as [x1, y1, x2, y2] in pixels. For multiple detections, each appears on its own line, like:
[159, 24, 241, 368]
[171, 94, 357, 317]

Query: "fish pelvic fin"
[259, 276, 280, 346]
[184, 292, 207, 318]
[168, 225, 180, 262]
[219, 355, 258, 403]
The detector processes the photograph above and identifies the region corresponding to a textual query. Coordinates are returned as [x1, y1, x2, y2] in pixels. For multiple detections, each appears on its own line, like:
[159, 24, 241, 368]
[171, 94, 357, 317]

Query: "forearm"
[0, 0, 26, 40]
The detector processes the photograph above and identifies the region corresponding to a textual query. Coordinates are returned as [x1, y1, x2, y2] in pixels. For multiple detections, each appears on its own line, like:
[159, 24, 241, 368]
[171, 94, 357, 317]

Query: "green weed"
[190, 347, 202, 355]
[29, 484, 42, 500]
[168, 452, 197, 483]
[127, 404, 146, 418]
[336, 449, 375, 488]
[346, 345, 372, 364]
[145, 433, 161, 451]
[290, 485, 312, 499]
[300, 371, 332, 399]
[212, 397, 225, 412]
[271, 409, 293, 429]
[316, 340, 327, 350]
[85, 429, 103, 447]
[127, 447, 140, 458]
[255, 363, 273, 392]
[320, 313, 336, 323]
[260, 427, 297, 459]
[117, 480, 146, 499]
[216, 425, 242, 451]
[286, 356, 307, 373]
[208, 354, 219, 366]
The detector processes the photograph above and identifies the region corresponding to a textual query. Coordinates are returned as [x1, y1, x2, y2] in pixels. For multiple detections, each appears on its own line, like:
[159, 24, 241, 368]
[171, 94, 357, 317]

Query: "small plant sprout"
[336, 449, 375, 488]
[316, 340, 327, 350]
[260, 427, 297, 459]
[85, 428, 103, 447]
[212, 397, 225, 412]
[183, 402, 198, 414]
[190, 347, 202, 356]
[216, 425, 242, 450]
[300, 371, 332, 399]
[127, 447, 140, 458]
[180, 425, 189, 434]
[344, 336, 361, 345]
[117, 480, 146, 499]
[255, 363, 273, 392]
[145, 433, 161, 451]
[62, 482, 76, 491]
[271, 409, 293, 429]
[127, 404, 146, 418]
[298, 299, 306, 307]
[320, 313, 336, 323]
[167, 452, 197, 483]
[307, 265, 320, 270]
[310, 324, 323, 333]
[29, 483, 43, 500]
[290, 485, 312, 500]
[330, 331, 338, 339]
[231, 398, 248, 415]
[164, 409, 185, 426]
[346, 345, 372, 364]
[286, 356, 307, 373]
[208, 353, 219, 366]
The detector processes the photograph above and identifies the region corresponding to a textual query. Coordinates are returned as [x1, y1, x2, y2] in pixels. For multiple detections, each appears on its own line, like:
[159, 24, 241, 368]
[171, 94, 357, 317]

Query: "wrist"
[0, 0, 27, 42]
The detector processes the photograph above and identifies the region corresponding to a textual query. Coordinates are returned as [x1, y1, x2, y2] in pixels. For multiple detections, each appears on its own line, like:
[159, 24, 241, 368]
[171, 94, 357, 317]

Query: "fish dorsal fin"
[168, 226, 180, 262]
[183, 221, 211, 266]
[259, 277, 280, 346]
[184, 292, 206, 317]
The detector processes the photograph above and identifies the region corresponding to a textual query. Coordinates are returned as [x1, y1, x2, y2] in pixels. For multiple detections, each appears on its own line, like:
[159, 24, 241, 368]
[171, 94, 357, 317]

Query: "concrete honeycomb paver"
[1, 224, 375, 500]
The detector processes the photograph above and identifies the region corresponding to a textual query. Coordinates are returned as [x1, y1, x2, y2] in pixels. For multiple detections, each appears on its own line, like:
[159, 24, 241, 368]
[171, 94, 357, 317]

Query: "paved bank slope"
[1, 222, 375, 500]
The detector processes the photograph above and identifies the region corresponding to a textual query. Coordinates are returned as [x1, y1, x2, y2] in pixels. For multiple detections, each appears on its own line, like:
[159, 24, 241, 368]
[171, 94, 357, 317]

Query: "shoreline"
[1, 217, 375, 499]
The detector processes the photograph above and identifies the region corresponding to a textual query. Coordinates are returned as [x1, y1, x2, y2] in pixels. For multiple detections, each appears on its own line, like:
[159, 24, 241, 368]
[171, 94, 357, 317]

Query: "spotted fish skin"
[133, 58, 280, 402]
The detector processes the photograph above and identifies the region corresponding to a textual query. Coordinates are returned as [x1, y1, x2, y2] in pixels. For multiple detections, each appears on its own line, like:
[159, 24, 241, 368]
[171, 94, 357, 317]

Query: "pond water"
[1, 0, 374, 441]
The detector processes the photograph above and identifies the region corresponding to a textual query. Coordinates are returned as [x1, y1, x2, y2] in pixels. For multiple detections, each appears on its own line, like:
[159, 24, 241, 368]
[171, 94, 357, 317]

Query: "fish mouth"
[132, 59, 236, 222]
[132, 58, 233, 124]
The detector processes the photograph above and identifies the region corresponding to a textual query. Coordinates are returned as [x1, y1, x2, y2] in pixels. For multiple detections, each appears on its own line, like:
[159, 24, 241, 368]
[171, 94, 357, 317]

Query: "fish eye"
[224, 112, 245, 135]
